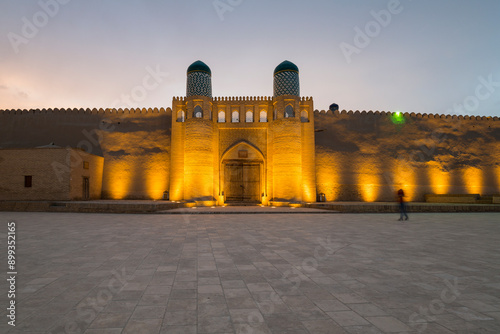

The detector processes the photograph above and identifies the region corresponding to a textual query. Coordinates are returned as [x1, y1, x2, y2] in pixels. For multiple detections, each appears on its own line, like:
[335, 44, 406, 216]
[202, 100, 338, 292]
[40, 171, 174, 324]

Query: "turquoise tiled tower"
[186, 60, 212, 97]
[273, 60, 300, 97]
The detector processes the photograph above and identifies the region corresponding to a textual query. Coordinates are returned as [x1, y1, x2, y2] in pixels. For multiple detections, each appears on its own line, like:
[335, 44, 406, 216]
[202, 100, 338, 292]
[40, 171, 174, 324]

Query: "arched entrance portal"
[220, 142, 265, 204]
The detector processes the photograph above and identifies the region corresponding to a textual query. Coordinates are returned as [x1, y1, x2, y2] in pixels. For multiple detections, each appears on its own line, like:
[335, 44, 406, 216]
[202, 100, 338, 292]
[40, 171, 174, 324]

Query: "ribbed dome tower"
[273, 60, 300, 97]
[186, 60, 212, 97]
[270, 60, 315, 203]
[183, 61, 216, 202]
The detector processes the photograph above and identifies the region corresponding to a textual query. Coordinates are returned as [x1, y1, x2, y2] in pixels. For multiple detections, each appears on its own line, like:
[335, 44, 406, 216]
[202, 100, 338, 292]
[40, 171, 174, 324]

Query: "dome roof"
[274, 60, 299, 75]
[187, 60, 211, 75]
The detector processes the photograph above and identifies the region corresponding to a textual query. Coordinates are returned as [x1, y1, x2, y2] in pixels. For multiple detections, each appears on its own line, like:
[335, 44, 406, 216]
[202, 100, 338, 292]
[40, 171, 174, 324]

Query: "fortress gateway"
[0, 60, 499, 204]
[170, 60, 316, 205]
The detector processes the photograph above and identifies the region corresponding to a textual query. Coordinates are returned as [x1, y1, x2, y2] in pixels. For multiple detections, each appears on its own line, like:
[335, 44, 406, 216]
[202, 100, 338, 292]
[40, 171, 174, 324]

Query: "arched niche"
[232, 110, 239, 123]
[194, 105, 203, 118]
[260, 110, 267, 122]
[300, 110, 309, 122]
[285, 105, 295, 118]
[177, 110, 185, 122]
[218, 110, 225, 123]
[246, 111, 253, 123]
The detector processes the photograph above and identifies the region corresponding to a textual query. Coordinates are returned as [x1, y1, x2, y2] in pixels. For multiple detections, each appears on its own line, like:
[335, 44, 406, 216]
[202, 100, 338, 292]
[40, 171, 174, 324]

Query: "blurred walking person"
[398, 189, 409, 221]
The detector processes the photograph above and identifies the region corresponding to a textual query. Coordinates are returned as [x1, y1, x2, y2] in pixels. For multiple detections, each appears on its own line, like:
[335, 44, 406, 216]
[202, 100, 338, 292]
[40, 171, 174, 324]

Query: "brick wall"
[0, 148, 102, 200]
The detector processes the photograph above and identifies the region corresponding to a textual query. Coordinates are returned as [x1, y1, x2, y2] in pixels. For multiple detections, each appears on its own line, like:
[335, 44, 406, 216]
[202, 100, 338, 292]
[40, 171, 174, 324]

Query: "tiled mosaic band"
[187, 72, 212, 97]
[274, 71, 300, 97]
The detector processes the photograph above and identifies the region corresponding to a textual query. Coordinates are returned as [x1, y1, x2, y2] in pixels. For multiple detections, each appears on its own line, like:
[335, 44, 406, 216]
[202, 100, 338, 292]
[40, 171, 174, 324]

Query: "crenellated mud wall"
[1, 107, 498, 201]
[0, 108, 172, 199]
[314, 110, 500, 201]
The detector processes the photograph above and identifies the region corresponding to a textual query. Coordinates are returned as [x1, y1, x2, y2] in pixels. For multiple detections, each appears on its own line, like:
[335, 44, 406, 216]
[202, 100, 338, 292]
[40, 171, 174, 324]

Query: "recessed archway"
[220, 141, 266, 204]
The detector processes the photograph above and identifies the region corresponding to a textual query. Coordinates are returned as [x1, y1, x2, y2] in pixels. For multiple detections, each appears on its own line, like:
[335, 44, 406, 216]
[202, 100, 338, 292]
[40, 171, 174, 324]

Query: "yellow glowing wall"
[184, 118, 215, 201]
[315, 152, 342, 201]
[357, 156, 381, 202]
[384, 159, 416, 202]
[100, 126, 170, 200]
[427, 161, 450, 194]
[314, 110, 500, 202]
[145, 155, 169, 199]
[169, 103, 186, 200]
[1, 105, 499, 203]
[271, 118, 303, 201]
[103, 160, 134, 199]
[463, 167, 483, 194]
[497, 166, 500, 192]
[301, 101, 317, 202]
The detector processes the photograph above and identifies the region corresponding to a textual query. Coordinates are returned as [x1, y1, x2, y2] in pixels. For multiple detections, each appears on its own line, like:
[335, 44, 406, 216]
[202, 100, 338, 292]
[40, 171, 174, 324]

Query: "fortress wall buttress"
[169, 99, 187, 201]
[169, 103, 185, 201]
[212, 122, 220, 204]
[271, 118, 303, 201]
[184, 118, 215, 201]
[300, 101, 316, 202]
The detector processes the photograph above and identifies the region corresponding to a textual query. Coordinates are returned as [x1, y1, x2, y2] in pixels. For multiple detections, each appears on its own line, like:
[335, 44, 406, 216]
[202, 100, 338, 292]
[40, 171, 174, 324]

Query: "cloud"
[0, 84, 31, 108]
[17, 90, 28, 98]
[0, 84, 29, 98]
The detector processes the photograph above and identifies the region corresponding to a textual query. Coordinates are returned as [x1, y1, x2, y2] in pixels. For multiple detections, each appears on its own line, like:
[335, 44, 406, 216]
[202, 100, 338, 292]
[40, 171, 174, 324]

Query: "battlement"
[0, 107, 172, 115]
[214, 96, 273, 102]
[313, 109, 499, 121]
[172, 96, 314, 103]
[1, 106, 496, 121]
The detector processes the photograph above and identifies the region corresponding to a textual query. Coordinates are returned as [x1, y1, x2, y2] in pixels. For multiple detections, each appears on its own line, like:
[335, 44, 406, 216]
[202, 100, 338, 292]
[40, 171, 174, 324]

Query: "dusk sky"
[1, 0, 499, 116]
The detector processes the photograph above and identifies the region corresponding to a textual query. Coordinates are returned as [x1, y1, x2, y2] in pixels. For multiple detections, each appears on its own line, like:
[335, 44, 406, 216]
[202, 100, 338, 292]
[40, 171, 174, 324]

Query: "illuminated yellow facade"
[1, 61, 499, 203]
[170, 61, 316, 205]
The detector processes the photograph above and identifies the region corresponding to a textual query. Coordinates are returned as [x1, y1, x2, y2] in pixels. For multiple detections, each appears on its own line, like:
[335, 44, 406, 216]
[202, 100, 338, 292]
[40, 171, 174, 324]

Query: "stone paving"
[0, 211, 499, 333]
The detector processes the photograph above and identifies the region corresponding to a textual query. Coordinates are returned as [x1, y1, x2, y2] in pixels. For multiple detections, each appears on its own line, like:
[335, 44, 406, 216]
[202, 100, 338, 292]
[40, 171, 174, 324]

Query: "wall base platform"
[1, 200, 500, 214]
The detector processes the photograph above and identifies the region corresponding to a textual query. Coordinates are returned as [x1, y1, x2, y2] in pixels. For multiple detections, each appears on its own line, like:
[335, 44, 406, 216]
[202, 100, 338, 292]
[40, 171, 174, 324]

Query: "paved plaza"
[1, 211, 500, 334]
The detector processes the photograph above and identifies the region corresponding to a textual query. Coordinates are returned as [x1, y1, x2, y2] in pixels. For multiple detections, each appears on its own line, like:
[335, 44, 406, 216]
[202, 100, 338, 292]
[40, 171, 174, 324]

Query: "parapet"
[0, 107, 172, 115]
[1, 106, 495, 121]
[213, 96, 272, 102]
[313, 109, 499, 121]
[172, 97, 187, 103]
[170, 96, 314, 103]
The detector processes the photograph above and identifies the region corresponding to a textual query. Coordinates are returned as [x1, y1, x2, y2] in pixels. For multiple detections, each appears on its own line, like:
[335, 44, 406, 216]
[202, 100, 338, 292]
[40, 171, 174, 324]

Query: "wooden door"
[225, 163, 243, 201]
[83, 177, 90, 200]
[242, 164, 260, 201]
[224, 162, 260, 202]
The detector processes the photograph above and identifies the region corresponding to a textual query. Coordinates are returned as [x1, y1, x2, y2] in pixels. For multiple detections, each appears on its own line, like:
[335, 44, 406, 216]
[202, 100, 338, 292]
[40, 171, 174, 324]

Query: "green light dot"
[391, 111, 405, 124]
